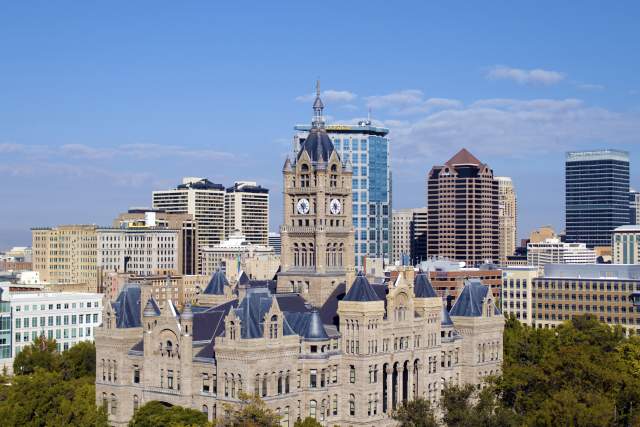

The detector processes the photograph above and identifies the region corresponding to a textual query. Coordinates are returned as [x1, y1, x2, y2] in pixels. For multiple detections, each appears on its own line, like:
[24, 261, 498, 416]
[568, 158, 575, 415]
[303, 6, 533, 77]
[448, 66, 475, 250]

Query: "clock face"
[330, 198, 342, 215]
[296, 198, 310, 215]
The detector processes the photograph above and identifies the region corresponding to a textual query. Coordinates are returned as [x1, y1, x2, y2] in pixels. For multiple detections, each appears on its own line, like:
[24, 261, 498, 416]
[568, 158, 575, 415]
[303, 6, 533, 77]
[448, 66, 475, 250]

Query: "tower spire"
[312, 79, 324, 129]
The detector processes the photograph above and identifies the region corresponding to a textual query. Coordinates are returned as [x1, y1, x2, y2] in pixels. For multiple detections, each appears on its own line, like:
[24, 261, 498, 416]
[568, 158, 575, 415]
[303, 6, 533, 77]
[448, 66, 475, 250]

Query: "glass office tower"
[294, 121, 391, 267]
[565, 150, 630, 248]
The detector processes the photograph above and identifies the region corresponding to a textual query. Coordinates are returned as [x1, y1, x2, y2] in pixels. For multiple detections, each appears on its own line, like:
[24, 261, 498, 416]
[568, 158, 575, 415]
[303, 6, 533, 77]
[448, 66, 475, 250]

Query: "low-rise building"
[201, 230, 277, 280]
[527, 238, 596, 266]
[531, 264, 640, 334]
[97, 222, 179, 277]
[0, 287, 103, 374]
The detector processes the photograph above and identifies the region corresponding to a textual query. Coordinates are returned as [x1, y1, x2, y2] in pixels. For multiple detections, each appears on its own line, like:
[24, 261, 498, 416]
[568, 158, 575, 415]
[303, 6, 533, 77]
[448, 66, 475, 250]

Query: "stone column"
[407, 364, 414, 401]
[385, 365, 392, 414]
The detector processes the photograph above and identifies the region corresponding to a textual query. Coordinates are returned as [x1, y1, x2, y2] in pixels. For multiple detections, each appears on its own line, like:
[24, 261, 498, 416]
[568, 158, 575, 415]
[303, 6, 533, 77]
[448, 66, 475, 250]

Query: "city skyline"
[2, 1, 640, 249]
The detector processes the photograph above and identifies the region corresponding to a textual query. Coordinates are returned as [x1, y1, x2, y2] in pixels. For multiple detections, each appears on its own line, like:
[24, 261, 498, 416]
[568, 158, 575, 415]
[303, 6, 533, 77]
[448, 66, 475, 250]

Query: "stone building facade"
[95, 90, 504, 426]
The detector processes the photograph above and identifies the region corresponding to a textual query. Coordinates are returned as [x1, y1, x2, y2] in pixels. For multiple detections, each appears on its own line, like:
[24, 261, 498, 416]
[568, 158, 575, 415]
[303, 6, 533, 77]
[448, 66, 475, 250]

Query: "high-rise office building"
[268, 232, 281, 255]
[224, 181, 269, 245]
[294, 119, 390, 266]
[629, 190, 640, 225]
[31, 225, 98, 287]
[152, 177, 225, 272]
[410, 208, 429, 265]
[496, 177, 517, 265]
[391, 209, 413, 264]
[427, 149, 499, 266]
[565, 150, 630, 248]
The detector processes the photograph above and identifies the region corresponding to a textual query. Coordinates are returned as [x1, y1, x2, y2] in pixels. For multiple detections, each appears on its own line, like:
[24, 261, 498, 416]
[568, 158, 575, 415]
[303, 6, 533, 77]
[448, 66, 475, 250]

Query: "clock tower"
[277, 82, 355, 307]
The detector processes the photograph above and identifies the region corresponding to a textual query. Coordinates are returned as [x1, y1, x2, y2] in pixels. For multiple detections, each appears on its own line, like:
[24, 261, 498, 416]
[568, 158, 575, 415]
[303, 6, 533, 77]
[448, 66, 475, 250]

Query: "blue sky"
[1, 1, 639, 249]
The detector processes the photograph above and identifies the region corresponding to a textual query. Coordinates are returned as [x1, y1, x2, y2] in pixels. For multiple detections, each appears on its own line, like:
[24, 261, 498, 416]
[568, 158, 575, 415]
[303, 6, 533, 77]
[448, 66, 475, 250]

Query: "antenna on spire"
[316, 79, 321, 97]
[367, 107, 372, 125]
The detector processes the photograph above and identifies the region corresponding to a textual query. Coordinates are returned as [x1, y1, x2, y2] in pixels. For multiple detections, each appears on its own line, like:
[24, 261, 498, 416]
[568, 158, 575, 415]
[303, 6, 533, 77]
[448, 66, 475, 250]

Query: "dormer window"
[229, 321, 236, 340]
[269, 315, 278, 339]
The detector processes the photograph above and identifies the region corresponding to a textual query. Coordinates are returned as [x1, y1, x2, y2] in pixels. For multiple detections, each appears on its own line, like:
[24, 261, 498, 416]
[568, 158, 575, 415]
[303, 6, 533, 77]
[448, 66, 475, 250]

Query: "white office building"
[527, 238, 597, 266]
[97, 224, 179, 277]
[0, 287, 102, 373]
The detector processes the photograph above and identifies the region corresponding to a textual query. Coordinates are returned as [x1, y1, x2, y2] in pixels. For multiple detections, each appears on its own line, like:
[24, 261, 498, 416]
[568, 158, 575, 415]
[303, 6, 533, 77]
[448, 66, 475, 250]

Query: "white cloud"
[365, 89, 424, 109]
[370, 97, 640, 174]
[296, 90, 357, 103]
[576, 83, 605, 91]
[486, 65, 565, 85]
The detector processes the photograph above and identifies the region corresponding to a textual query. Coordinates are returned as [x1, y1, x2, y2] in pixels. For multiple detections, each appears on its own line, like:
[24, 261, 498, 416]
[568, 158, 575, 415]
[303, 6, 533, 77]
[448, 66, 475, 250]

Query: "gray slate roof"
[203, 271, 228, 295]
[285, 309, 329, 341]
[112, 283, 141, 328]
[234, 288, 295, 339]
[343, 273, 382, 302]
[297, 128, 336, 163]
[414, 273, 438, 298]
[449, 279, 500, 317]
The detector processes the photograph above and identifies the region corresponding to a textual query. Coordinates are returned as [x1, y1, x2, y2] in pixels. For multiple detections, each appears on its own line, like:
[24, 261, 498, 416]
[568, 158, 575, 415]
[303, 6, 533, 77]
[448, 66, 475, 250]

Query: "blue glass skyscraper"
[294, 121, 391, 267]
[565, 149, 630, 248]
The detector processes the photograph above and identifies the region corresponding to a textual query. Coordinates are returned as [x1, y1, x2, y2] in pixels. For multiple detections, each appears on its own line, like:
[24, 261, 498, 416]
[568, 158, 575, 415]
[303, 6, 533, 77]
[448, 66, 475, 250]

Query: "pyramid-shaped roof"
[414, 272, 438, 298]
[112, 283, 141, 328]
[445, 148, 482, 167]
[343, 272, 382, 302]
[203, 271, 228, 295]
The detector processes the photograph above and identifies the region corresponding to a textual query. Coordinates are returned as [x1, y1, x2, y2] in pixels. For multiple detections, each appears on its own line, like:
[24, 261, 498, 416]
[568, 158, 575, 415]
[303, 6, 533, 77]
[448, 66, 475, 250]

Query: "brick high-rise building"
[426, 149, 499, 266]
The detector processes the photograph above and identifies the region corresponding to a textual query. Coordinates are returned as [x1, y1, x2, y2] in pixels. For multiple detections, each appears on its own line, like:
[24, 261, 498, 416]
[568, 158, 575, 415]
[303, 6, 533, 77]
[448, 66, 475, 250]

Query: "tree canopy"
[128, 401, 213, 427]
[217, 392, 282, 427]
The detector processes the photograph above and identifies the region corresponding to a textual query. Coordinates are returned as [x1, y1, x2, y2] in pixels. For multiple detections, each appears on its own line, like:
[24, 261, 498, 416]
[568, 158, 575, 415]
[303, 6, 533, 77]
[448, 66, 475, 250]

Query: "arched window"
[166, 340, 173, 356]
[300, 243, 307, 267]
[229, 321, 236, 340]
[282, 406, 290, 427]
[255, 374, 260, 395]
[262, 374, 268, 397]
[110, 394, 117, 415]
[202, 405, 208, 417]
[349, 394, 356, 416]
[293, 243, 299, 267]
[309, 243, 315, 267]
[101, 392, 108, 411]
[309, 399, 317, 419]
[101, 359, 105, 381]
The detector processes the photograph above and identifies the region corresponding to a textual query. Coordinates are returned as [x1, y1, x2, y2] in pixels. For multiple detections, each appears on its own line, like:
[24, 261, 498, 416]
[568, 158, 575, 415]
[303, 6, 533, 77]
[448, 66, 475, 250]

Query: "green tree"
[293, 417, 323, 427]
[60, 341, 96, 379]
[218, 392, 281, 427]
[498, 315, 640, 427]
[393, 397, 438, 427]
[440, 383, 519, 427]
[0, 369, 108, 426]
[13, 336, 60, 375]
[129, 400, 213, 427]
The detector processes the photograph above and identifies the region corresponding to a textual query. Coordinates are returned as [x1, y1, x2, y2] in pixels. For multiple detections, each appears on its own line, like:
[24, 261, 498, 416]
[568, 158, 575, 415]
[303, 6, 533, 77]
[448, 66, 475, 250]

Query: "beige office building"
[391, 209, 414, 264]
[500, 266, 540, 326]
[496, 177, 517, 266]
[224, 181, 269, 246]
[31, 225, 98, 287]
[152, 177, 225, 272]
